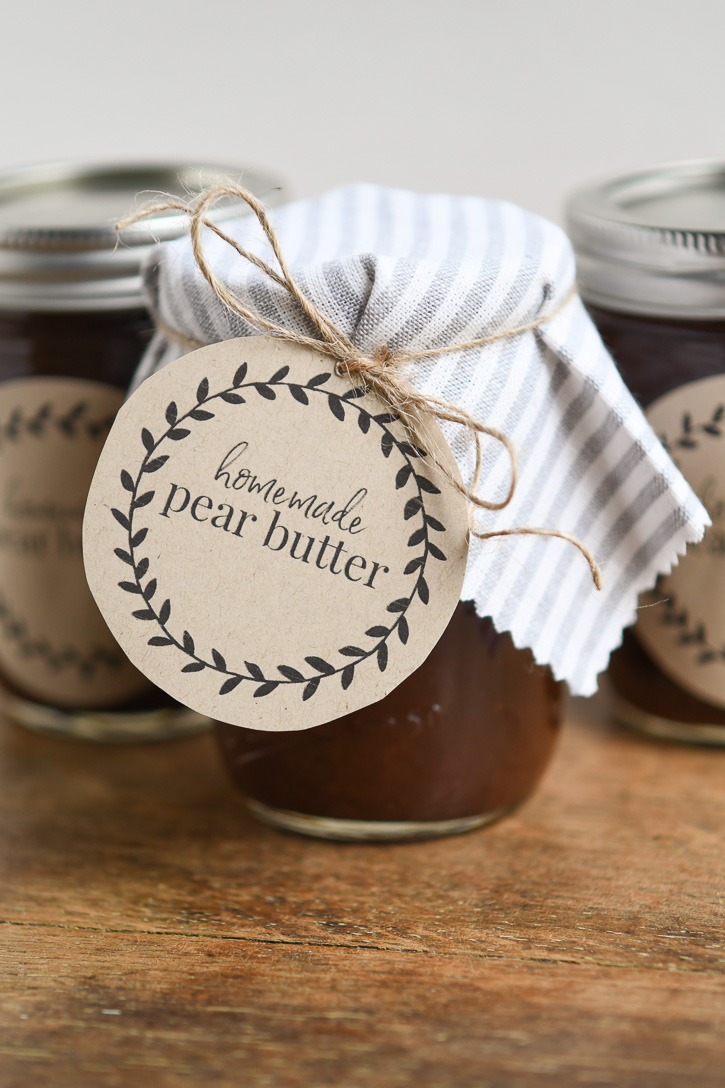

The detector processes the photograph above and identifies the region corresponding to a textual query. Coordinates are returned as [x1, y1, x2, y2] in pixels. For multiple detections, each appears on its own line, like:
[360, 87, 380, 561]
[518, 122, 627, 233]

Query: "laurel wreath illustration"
[112, 363, 449, 701]
[0, 399, 122, 677]
[652, 402, 725, 668]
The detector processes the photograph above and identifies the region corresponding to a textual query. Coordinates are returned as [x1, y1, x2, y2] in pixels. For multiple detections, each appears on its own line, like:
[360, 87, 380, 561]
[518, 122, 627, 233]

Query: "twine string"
[118, 184, 602, 589]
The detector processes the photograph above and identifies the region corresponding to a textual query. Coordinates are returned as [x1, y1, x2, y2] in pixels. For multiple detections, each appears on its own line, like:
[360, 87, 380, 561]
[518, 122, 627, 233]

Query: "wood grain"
[1, 694, 724, 1086]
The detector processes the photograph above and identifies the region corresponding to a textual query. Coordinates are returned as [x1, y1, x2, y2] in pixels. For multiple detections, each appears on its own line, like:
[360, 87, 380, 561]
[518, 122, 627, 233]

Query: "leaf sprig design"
[0, 401, 116, 445]
[657, 590, 725, 667]
[661, 403, 725, 455]
[0, 592, 125, 676]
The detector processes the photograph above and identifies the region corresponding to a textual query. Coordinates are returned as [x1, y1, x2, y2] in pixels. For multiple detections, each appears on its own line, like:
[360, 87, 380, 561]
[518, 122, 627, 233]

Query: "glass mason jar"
[0, 161, 281, 741]
[568, 160, 725, 745]
[215, 603, 562, 841]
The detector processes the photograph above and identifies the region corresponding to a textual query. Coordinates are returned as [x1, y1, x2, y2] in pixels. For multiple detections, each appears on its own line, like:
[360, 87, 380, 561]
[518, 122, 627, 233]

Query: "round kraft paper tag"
[637, 373, 725, 708]
[83, 337, 469, 730]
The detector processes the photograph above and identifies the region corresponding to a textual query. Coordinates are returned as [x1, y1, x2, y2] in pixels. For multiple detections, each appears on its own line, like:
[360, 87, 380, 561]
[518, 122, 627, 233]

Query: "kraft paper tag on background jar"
[0, 377, 148, 709]
[636, 374, 725, 708]
[83, 337, 470, 730]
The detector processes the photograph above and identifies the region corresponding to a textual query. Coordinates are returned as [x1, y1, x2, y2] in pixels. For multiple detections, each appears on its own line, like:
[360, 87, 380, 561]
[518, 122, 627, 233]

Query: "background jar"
[0, 161, 281, 741]
[216, 603, 562, 842]
[568, 160, 725, 745]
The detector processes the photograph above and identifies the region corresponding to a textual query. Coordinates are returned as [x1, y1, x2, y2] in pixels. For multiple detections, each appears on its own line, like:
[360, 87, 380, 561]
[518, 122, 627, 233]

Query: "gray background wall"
[2, 0, 722, 222]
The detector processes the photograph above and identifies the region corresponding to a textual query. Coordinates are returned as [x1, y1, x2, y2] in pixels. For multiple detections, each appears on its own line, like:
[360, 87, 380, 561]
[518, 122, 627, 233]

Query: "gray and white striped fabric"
[134, 183, 708, 695]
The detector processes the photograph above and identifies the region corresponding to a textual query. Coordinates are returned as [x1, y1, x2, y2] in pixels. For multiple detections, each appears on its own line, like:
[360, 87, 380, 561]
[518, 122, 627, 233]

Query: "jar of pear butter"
[0, 161, 280, 740]
[569, 160, 725, 744]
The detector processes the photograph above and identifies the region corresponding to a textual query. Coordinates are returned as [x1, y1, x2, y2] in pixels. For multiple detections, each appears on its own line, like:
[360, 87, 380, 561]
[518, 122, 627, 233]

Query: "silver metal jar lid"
[567, 160, 725, 320]
[0, 161, 284, 312]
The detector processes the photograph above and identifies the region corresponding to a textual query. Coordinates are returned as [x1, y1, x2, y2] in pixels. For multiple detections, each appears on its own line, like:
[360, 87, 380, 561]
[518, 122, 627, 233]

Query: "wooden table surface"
[0, 693, 723, 1088]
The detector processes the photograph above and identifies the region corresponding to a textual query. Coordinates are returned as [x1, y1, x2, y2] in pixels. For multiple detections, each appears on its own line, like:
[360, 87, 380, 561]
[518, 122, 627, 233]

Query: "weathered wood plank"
[1, 927, 724, 1088]
[0, 699, 722, 974]
[0, 694, 723, 1086]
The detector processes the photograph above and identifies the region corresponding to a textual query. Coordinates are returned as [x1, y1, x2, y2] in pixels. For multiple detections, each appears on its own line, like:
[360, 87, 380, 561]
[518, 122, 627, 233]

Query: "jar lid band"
[0, 161, 284, 311]
[567, 160, 725, 319]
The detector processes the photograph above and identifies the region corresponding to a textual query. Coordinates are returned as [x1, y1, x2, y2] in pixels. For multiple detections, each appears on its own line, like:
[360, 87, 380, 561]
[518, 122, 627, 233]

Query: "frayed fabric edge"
[471, 512, 710, 698]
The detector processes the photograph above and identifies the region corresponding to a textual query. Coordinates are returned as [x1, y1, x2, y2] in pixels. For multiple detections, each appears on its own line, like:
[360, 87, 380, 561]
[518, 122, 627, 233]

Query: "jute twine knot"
[118, 183, 602, 590]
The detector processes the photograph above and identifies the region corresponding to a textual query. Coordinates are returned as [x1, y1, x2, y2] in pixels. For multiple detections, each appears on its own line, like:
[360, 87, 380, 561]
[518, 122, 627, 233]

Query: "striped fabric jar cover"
[131, 184, 708, 695]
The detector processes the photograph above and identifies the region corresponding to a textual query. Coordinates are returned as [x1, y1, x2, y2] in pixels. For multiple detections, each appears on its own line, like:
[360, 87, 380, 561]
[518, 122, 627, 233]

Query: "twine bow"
[119, 183, 602, 590]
